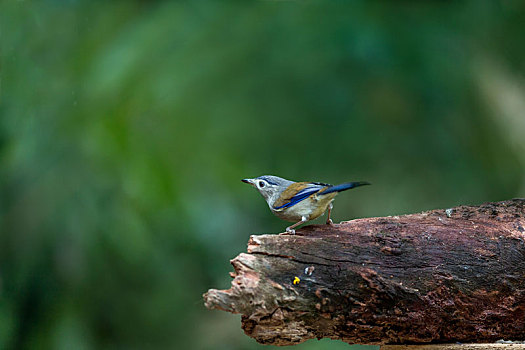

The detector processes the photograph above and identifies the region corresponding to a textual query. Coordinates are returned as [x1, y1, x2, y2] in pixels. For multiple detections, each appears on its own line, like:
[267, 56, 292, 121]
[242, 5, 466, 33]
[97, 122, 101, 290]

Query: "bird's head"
[241, 175, 293, 205]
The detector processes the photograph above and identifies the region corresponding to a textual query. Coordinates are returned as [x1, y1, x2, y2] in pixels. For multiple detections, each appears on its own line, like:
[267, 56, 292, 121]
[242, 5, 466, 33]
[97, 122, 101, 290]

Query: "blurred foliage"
[0, 0, 524, 349]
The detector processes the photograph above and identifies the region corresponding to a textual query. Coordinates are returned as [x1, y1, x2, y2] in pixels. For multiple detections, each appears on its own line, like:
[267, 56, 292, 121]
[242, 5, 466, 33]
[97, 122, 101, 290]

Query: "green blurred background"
[1, 1, 524, 349]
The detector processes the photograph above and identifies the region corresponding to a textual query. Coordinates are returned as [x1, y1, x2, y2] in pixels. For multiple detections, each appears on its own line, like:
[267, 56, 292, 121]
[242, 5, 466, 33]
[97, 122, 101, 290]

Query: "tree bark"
[382, 345, 525, 350]
[203, 199, 525, 346]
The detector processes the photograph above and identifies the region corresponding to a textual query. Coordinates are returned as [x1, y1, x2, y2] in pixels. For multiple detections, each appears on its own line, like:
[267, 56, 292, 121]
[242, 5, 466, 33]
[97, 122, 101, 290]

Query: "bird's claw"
[326, 218, 334, 225]
[283, 228, 296, 235]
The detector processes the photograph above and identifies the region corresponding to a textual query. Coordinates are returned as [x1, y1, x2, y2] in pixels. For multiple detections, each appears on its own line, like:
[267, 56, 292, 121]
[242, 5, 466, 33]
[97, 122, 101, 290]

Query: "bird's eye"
[258, 181, 265, 188]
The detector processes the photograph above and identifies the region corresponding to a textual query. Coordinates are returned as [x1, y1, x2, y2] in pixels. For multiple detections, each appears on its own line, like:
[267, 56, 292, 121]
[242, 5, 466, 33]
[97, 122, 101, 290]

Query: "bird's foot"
[282, 227, 296, 235]
[326, 218, 334, 225]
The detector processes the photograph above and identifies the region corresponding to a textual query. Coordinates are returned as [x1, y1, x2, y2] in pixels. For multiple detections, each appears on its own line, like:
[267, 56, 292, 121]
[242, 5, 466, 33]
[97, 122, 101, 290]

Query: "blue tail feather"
[320, 181, 370, 195]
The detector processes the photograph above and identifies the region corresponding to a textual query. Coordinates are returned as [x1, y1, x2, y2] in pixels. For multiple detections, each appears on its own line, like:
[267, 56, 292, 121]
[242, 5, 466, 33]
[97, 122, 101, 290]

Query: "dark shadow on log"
[204, 199, 525, 346]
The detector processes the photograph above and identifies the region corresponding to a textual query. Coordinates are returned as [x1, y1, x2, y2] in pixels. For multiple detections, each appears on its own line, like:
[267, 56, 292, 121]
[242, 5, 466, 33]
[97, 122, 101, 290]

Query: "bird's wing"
[273, 182, 327, 210]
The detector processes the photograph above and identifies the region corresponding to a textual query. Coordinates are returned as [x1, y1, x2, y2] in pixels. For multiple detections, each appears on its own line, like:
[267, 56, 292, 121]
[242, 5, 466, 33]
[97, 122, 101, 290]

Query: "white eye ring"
[258, 181, 265, 188]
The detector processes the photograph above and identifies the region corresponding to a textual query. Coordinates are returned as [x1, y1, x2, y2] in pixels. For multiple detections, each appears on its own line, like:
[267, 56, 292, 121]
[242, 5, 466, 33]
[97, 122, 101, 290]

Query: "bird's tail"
[319, 181, 370, 195]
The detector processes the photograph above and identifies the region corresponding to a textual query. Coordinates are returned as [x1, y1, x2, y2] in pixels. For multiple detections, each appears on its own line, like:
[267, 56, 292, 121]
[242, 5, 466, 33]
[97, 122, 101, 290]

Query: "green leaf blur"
[0, 1, 523, 349]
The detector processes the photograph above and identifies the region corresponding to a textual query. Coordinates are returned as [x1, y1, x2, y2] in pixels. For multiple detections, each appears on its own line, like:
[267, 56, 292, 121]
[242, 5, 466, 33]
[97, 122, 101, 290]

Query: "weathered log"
[382, 345, 525, 350]
[203, 199, 525, 346]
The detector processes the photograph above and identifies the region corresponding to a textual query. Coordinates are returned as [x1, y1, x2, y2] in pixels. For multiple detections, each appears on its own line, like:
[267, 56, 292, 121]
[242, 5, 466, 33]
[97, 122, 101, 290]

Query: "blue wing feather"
[273, 185, 323, 210]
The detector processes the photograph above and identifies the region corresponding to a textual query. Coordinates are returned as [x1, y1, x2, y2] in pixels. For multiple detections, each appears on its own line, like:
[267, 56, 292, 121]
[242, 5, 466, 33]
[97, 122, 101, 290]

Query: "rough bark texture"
[204, 199, 525, 346]
[382, 345, 525, 350]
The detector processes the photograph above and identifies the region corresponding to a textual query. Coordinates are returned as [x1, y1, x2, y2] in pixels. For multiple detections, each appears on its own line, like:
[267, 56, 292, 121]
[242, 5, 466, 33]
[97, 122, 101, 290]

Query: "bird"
[242, 175, 370, 234]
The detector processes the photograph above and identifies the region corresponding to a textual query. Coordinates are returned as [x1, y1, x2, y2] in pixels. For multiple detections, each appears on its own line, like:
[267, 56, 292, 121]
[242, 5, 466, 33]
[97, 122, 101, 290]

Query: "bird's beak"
[242, 178, 255, 186]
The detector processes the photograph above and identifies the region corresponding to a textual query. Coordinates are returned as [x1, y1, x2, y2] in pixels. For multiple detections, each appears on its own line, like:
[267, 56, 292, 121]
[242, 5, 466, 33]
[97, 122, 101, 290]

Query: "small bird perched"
[242, 175, 370, 234]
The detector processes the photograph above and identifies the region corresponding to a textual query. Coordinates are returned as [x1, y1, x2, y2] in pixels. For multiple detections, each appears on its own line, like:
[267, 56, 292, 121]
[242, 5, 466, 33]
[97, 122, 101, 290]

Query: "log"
[382, 345, 525, 350]
[203, 199, 525, 346]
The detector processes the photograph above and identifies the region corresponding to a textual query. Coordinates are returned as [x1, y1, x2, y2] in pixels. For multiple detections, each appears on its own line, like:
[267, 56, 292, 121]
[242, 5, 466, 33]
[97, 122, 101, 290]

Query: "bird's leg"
[326, 203, 334, 225]
[283, 216, 308, 235]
